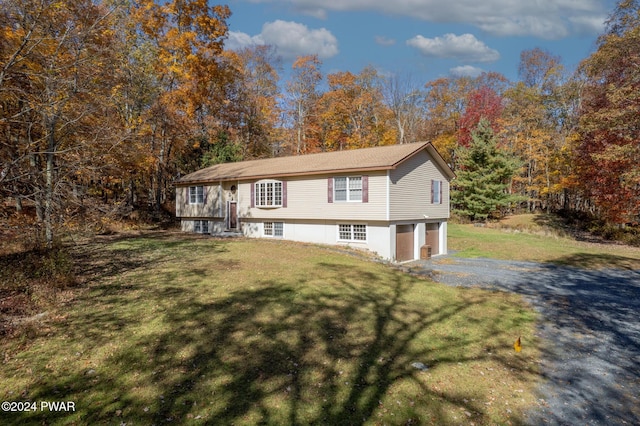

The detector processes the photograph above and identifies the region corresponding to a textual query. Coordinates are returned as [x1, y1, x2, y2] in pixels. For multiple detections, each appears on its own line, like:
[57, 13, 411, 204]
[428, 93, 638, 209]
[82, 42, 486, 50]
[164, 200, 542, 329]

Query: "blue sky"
[224, 0, 618, 84]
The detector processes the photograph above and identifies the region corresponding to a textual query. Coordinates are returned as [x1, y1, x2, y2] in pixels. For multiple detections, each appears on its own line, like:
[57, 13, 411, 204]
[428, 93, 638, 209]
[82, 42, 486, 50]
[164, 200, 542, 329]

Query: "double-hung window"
[338, 224, 367, 241]
[194, 220, 209, 234]
[264, 222, 283, 237]
[189, 186, 204, 204]
[334, 176, 362, 202]
[255, 180, 283, 207]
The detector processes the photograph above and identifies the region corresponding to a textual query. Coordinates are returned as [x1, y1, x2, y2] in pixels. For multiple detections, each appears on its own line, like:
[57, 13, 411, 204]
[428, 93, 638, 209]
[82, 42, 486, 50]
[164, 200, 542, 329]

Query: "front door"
[228, 202, 237, 230]
[396, 224, 414, 262]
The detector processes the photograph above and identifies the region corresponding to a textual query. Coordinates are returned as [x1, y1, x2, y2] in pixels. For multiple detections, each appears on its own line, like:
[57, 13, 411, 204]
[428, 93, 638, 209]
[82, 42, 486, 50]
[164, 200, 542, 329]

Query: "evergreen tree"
[452, 119, 522, 221]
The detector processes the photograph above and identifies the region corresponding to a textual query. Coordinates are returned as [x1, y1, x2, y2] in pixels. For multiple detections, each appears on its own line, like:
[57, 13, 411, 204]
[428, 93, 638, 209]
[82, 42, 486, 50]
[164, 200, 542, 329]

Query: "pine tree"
[452, 119, 522, 221]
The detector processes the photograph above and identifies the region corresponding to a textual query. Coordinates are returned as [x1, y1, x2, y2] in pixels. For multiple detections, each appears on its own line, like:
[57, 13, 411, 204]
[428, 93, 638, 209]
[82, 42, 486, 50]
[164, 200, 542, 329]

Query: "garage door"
[396, 224, 414, 261]
[425, 223, 439, 255]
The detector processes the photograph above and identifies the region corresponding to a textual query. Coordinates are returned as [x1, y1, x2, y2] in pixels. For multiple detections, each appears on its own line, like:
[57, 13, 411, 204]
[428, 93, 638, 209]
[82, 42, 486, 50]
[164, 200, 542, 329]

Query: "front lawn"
[1, 234, 539, 425]
[449, 218, 640, 269]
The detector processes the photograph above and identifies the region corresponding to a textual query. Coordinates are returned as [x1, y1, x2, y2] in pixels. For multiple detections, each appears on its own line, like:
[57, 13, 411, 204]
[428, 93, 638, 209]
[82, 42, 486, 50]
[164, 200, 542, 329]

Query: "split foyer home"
[175, 141, 455, 262]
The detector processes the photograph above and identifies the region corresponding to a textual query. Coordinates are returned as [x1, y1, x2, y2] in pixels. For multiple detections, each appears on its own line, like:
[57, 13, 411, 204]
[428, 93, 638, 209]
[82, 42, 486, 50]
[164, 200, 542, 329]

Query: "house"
[175, 141, 455, 262]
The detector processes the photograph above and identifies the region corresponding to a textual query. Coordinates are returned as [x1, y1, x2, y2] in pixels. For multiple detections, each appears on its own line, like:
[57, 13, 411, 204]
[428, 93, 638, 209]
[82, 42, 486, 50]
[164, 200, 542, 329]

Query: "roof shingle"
[177, 141, 453, 184]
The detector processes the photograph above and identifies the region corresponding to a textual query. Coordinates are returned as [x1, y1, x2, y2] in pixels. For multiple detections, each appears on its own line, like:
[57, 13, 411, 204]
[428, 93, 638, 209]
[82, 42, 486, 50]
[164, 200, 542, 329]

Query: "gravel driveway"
[407, 255, 640, 425]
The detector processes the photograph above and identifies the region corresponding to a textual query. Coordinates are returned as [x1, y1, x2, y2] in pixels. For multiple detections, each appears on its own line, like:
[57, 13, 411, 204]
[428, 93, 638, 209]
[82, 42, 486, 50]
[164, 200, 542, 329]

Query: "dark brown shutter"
[439, 180, 443, 204]
[282, 181, 287, 207]
[328, 178, 333, 203]
[430, 180, 434, 203]
[184, 187, 189, 205]
[362, 175, 368, 203]
[203, 186, 207, 204]
[250, 182, 255, 208]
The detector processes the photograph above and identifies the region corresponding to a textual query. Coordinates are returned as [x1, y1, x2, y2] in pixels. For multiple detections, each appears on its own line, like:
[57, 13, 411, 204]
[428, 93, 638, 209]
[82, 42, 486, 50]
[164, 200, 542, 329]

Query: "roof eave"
[175, 165, 396, 186]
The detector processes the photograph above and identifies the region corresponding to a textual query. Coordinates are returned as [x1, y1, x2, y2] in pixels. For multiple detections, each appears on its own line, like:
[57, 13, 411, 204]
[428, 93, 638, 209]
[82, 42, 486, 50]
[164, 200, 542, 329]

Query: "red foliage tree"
[574, 0, 640, 224]
[457, 86, 503, 147]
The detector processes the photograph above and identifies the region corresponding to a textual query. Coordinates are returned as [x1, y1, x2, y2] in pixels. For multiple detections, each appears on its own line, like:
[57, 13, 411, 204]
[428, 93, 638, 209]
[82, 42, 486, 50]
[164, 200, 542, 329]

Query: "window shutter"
[430, 180, 434, 204]
[250, 182, 255, 208]
[282, 181, 287, 208]
[439, 180, 443, 204]
[203, 186, 207, 204]
[328, 178, 333, 203]
[362, 175, 369, 203]
[184, 187, 189, 205]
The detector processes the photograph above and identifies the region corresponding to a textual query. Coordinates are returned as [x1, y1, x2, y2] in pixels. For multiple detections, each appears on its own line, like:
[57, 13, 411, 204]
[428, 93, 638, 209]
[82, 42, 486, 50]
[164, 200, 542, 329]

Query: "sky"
[224, 0, 619, 85]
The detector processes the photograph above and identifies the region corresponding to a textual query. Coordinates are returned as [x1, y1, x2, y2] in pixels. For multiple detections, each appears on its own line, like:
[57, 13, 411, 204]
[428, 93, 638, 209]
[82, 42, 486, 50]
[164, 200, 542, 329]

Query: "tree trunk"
[44, 126, 56, 249]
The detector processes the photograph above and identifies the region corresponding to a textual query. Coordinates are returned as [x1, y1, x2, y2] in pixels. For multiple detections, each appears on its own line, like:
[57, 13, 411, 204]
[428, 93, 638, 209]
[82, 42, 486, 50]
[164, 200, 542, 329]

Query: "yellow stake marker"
[514, 336, 522, 352]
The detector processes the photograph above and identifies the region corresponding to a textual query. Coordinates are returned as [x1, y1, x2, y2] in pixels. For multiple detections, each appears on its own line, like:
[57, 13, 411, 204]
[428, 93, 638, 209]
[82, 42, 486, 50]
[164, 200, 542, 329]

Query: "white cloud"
[450, 65, 484, 78]
[569, 15, 608, 35]
[226, 31, 264, 51]
[247, 0, 609, 39]
[227, 20, 338, 60]
[406, 33, 500, 63]
[261, 20, 339, 59]
[375, 36, 396, 46]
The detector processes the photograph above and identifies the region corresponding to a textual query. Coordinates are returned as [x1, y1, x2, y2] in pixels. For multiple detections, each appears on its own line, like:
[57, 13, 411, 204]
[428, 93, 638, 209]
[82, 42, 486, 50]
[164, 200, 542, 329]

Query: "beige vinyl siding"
[238, 172, 388, 221]
[389, 150, 450, 220]
[175, 184, 223, 218]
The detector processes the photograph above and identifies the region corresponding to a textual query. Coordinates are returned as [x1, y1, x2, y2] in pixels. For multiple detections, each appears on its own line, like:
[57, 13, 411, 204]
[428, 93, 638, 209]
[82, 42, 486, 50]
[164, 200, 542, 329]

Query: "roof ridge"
[177, 141, 439, 184]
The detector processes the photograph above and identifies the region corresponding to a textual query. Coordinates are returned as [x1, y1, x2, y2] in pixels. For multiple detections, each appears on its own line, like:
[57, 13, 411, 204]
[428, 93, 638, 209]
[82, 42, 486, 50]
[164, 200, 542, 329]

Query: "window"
[189, 186, 204, 204]
[255, 180, 283, 207]
[334, 176, 362, 202]
[338, 224, 367, 241]
[264, 222, 283, 237]
[194, 220, 209, 234]
[431, 180, 442, 204]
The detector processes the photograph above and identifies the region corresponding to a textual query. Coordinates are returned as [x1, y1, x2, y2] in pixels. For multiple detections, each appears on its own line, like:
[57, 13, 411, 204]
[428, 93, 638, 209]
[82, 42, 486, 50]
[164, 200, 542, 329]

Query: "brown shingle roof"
[177, 141, 454, 184]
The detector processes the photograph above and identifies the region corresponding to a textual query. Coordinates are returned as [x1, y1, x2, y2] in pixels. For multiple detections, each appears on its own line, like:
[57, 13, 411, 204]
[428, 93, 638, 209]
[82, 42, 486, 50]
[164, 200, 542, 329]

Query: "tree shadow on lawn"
[550, 252, 640, 270]
[70, 232, 229, 286]
[505, 262, 640, 425]
[15, 261, 533, 425]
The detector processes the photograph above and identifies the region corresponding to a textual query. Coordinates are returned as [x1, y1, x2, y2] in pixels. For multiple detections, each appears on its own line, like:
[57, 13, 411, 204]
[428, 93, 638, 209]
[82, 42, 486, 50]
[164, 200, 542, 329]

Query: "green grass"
[449, 216, 640, 269]
[1, 233, 539, 425]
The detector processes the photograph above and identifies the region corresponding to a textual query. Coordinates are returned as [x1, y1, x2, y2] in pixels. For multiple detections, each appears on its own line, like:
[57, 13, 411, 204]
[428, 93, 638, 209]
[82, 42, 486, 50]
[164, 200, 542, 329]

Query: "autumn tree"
[0, 0, 124, 247]
[132, 0, 231, 211]
[227, 45, 282, 159]
[452, 119, 523, 221]
[381, 73, 425, 144]
[286, 55, 323, 154]
[574, 0, 640, 223]
[502, 48, 568, 212]
[457, 86, 504, 148]
[319, 67, 397, 151]
[422, 73, 506, 167]
[422, 76, 472, 165]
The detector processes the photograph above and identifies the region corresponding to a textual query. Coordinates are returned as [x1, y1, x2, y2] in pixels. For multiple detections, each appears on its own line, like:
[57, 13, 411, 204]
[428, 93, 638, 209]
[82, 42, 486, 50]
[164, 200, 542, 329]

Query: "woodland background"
[1, 0, 639, 248]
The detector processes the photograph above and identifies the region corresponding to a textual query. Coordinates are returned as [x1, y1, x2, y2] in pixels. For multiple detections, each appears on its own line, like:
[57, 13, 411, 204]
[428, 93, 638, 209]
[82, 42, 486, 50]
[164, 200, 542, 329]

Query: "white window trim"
[263, 221, 284, 238]
[433, 180, 441, 204]
[337, 223, 368, 242]
[255, 180, 283, 208]
[189, 185, 204, 205]
[194, 220, 209, 234]
[334, 176, 363, 203]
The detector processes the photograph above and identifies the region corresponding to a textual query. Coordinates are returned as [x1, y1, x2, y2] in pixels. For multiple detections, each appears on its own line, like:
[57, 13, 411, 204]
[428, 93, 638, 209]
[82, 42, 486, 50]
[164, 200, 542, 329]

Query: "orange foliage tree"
[131, 0, 231, 211]
[318, 67, 397, 151]
[1, 0, 124, 247]
[501, 48, 569, 212]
